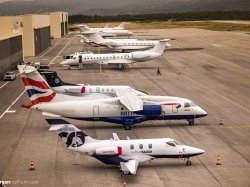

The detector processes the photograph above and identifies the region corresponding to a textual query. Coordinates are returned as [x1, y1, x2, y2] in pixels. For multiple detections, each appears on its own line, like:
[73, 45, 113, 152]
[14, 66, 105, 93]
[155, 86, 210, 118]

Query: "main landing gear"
[186, 158, 192, 166]
[187, 118, 195, 126]
[118, 64, 125, 70]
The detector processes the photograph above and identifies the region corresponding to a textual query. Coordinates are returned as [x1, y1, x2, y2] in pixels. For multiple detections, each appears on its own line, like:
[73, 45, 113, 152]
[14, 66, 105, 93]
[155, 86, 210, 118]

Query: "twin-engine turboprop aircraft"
[83, 32, 171, 52]
[18, 65, 207, 130]
[46, 119, 205, 175]
[61, 40, 169, 70]
[79, 24, 133, 37]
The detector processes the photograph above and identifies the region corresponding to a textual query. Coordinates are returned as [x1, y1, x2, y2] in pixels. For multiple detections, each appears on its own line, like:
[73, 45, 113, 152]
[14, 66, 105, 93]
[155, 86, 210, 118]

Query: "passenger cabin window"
[184, 103, 191, 108]
[139, 144, 143, 149]
[148, 144, 152, 149]
[166, 141, 176, 147]
[130, 144, 134, 149]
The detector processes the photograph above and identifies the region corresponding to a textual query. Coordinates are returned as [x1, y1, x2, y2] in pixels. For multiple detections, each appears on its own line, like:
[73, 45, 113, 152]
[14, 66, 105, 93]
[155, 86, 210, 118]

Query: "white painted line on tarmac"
[48, 37, 75, 66]
[0, 82, 9, 89]
[0, 89, 26, 119]
[40, 44, 57, 57]
[6, 110, 16, 113]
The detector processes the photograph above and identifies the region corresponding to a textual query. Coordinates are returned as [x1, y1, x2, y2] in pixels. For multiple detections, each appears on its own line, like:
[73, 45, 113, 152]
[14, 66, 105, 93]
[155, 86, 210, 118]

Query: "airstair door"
[93, 106, 99, 119]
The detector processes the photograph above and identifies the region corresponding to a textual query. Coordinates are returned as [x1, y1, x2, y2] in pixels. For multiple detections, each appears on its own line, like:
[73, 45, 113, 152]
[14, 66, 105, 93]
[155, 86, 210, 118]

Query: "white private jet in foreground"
[83, 32, 171, 52]
[18, 65, 207, 130]
[61, 40, 168, 70]
[46, 119, 205, 175]
[79, 24, 133, 37]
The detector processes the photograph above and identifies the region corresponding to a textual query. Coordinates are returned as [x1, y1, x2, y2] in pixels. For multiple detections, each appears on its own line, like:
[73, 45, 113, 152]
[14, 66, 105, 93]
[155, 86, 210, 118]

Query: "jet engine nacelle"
[134, 105, 162, 116]
[64, 86, 86, 94]
[132, 52, 151, 60]
[95, 146, 122, 155]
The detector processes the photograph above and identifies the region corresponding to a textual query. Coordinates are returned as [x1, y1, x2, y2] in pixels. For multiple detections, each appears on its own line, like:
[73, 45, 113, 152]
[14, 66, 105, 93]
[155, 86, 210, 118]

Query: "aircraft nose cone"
[195, 148, 205, 155]
[184, 146, 205, 156]
[196, 107, 207, 117]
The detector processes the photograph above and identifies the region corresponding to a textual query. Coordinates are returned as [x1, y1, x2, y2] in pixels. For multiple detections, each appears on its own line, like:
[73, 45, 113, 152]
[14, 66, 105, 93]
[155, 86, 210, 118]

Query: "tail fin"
[149, 39, 170, 54]
[17, 65, 56, 107]
[40, 71, 77, 87]
[86, 32, 105, 44]
[46, 119, 96, 148]
[115, 22, 128, 29]
[79, 25, 90, 33]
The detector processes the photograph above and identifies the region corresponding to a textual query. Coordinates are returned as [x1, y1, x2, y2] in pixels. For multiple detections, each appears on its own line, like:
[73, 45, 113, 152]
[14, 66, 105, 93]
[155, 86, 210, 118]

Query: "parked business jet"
[18, 65, 207, 130]
[79, 24, 133, 37]
[46, 119, 205, 174]
[83, 32, 171, 52]
[61, 40, 168, 70]
[40, 70, 147, 97]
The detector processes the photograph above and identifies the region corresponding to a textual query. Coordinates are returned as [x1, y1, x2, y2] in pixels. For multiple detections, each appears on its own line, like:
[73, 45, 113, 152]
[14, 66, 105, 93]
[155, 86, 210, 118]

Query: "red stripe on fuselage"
[118, 146, 122, 155]
[162, 103, 180, 106]
[22, 77, 49, 90]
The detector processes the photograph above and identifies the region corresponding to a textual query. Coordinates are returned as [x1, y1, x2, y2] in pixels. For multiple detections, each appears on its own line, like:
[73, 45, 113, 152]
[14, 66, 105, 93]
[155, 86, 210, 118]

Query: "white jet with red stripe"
[46, 119, 205, 175]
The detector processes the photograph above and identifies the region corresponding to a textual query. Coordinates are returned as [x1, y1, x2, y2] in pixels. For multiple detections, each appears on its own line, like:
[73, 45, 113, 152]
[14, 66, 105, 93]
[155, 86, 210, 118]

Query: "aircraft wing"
[116, 88, 143, 111]
[120, 159, 139, 175]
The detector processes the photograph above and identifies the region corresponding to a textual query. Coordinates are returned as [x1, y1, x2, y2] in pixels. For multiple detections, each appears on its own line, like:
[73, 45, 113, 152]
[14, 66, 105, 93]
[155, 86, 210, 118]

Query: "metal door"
[93, 106, 99, 118]
[34, 29, 41, 55]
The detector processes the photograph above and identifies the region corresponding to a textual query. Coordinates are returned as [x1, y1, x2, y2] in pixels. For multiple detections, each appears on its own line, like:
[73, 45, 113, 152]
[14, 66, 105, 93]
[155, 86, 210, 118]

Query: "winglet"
[112, 133, 120, 141]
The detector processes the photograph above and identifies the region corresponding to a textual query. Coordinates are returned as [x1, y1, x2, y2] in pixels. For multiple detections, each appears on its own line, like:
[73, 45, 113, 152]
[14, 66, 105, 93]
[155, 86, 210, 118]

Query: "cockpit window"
[190, 102, 197, 107]
[173, 140, 181, 145]
[166, 141, 176, 147]
[184, 102, 191, 108]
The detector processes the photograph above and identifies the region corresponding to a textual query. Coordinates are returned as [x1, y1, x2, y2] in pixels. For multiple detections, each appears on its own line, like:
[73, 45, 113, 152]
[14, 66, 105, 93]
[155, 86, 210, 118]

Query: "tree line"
[69, 11, 250, 23]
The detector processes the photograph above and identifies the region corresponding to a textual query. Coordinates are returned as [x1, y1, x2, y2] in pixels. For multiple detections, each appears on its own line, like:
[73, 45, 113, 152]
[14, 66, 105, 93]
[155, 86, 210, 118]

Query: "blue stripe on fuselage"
[70, 114, 207, 126]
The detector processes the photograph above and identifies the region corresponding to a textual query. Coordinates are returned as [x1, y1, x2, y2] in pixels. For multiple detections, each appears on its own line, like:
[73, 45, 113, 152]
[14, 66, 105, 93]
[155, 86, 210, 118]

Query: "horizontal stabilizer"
[49, 124, 67, 131]
[116, 89, 143, 111]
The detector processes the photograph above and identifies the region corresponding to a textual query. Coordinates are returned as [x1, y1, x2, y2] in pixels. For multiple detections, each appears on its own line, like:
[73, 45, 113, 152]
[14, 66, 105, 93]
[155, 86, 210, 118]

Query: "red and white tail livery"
[18, 65, 56, 108]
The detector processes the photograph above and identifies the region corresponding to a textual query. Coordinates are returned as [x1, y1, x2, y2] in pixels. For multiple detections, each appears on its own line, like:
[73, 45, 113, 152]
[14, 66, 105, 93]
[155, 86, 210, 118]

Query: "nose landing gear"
[187, 118, 195, 126]
[186, 158, 192, 166]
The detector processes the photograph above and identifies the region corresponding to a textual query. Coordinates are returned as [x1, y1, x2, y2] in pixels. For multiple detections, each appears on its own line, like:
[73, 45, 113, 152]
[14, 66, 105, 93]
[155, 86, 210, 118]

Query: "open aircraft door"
[93, 106, 99, 119]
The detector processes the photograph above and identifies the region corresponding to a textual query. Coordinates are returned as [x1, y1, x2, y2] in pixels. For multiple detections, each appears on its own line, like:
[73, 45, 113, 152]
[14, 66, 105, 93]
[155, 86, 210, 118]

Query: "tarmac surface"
[0, 28, 250, 187]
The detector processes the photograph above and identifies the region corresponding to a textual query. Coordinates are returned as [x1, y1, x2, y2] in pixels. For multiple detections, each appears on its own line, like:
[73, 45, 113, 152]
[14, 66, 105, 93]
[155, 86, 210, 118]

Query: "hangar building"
[0, 16, 23, 77]
[0, 12, 68, 78]
[50, 12, 68, 39]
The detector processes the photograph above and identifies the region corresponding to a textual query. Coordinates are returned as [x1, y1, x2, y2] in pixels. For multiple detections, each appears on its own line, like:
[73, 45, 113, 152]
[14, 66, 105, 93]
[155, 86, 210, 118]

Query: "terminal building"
[0, 12, 68, 78]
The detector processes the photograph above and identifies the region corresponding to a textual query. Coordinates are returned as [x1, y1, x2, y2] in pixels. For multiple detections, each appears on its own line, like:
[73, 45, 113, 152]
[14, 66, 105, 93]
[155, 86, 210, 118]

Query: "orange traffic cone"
[29, 160, 36, 170]
[219, 117, 223, 125]
[216, 155, 222, 165]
